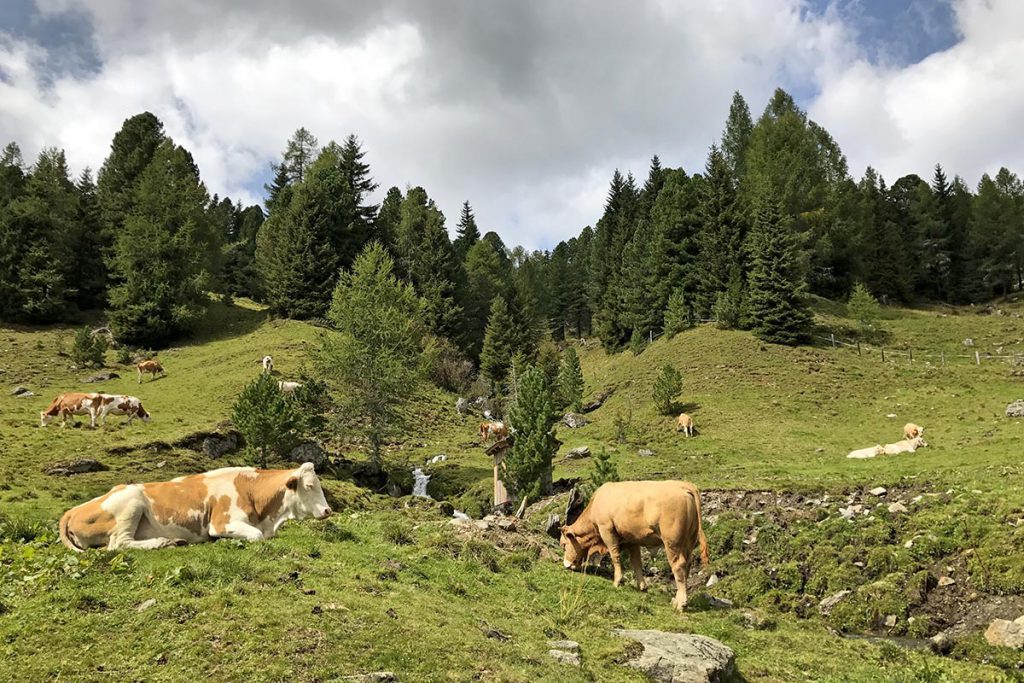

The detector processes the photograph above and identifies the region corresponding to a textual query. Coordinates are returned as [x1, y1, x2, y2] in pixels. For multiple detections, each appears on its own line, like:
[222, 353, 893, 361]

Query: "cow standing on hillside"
[40, 392, 100, 428]
[559, 480, 709, 611]
[479, 421, 508, 444]
[675, 413, 695, 437]
[92, 394, 151, 426]
[59, 463, 331, 551]
[262, 355, 274, 374]
[137, 360, 165, 383]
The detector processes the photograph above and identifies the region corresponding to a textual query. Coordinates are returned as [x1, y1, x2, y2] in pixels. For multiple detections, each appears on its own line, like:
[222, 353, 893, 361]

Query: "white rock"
[137, 598, 157, 612]
[706, 574, 719, 587]
[888, 502, 908, 514]
[885, 614, 897, 628]
[549, 650, 581, 666]
[938, 576, 956, 587]
[869, 487, 887, 497]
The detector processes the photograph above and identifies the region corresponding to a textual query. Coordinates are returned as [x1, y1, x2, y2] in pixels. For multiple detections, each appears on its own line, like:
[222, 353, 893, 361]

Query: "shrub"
[232, 373, 300, 468]
[381, 520, 413, 546]
[427, 335, 475, 393]
[70, 326, 107, 368]
[502, 365, 558, 506]
[115, 346, 133, 365]
[848, 282, 881, 332]
[583, 449, 619, 500]
[663, 289, 690, 338]
[652, 364, 682, 415]
[555, 347, 584, 412]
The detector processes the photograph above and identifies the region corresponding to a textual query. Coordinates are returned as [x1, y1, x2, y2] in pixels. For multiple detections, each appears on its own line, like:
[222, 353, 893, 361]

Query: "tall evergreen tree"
[463, 239, 510, 359]
[503, 365, 558, 505]
[107, 140, 219, 345]
[638, 155, 667, 220]
[72, 168, 106, 309]
[282, 127, 319, 183]
[97, 112, 166, 240]
[556, 346, 584, 412]
[694, 145, 746, 317]
[373, 186, 403, 252]
[480, 294, 516, 391]
[453, 201, 481, 261]
[721, 91, 753, 180]
[856, 167, 908, 303]
[746, 197, 813, 345]
[263, 163, 292, 215]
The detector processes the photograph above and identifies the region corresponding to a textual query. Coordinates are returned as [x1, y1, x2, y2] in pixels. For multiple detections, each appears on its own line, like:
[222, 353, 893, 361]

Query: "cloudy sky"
[1, 0, 1021, 250]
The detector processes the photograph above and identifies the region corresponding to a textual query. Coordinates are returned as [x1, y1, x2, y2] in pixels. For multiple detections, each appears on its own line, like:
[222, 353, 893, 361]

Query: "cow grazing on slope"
[93, 394, 151, 426]
[262, 355, 274, 374]
[59, 463, 331, 551]
[903, 423, 924, 440]
[137, 360, 165, 383]
[559, 480, 709, 611]
[882, 436, 927, 455]
[847, 444, 885, 459]
[676, 413, 695, 437]
[40, 392, 100, 427]
[479, 421, 508, 444]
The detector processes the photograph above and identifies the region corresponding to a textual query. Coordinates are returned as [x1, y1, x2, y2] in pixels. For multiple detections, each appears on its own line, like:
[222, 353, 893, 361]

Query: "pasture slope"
[1, 298, 1023, 682]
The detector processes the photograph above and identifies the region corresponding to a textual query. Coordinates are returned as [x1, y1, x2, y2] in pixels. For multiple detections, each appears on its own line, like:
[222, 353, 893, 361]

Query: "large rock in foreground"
[1006, 400, 1024, 418]
[985, 616, 1024, 649]
[613, 629, 737, 683]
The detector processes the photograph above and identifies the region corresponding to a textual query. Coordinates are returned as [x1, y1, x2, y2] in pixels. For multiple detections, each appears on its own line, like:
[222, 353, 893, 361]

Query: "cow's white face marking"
[289, 463, 332, 520]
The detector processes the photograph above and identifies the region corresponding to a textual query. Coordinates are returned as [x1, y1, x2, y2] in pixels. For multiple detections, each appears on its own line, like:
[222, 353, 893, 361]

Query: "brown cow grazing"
[560, 480, 709, 611]
[676, 413, 695, 437]
[479, 421, 508, 444]
[59, 463, 331, 551]
[903, 423, 924, 440]
[40, 392, 99, 427]
[93, 394, 151, 426]
[137, 359, 165, 383]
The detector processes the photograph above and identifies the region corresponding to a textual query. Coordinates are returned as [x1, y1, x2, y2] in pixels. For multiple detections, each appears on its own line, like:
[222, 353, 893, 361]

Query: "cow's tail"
[59, 509, 84, 552]
[689, 486, 710, 568]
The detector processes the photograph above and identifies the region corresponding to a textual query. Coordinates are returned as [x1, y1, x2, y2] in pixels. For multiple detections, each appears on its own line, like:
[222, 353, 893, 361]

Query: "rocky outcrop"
[562, 413, 588, 429]
[613, 629, 737, 683]
[83, 371, 120, 383]
[984, 616, 1024, 649]
[288, 442, 329, 469]
[1005, 400, 1024, 418]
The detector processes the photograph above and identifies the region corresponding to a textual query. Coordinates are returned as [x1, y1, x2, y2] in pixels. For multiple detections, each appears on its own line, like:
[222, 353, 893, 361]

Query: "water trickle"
[412, 468, 431, 498]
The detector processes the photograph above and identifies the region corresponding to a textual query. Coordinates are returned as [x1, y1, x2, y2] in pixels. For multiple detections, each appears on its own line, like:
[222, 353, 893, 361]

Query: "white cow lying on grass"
[847, 445, 885, 459]
[882, 436, 927, 455]
[59, 463, 331, 551]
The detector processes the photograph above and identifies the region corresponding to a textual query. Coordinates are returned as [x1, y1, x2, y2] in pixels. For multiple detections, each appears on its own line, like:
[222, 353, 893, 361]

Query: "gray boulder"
[613, 629, 737, 683]
[44, 459, 108, 476]
[638, 448, 654, 457]
[288, 442, 329, 469]
[455, 397, 470, 415]
[984, 616, 1024, 649]
[1005, 400, 1024, 418]
[203, 433, 239, 459]
[562, 413, 588, 429]
[10, 386, 32, 397]
[83, 371, 120, 383]
[818, 590, 852, 615]
[565, 446, 591, 459]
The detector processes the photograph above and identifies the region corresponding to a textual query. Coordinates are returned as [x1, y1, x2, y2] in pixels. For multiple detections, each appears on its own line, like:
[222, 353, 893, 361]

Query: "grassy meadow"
[1, 298, 1023, 681]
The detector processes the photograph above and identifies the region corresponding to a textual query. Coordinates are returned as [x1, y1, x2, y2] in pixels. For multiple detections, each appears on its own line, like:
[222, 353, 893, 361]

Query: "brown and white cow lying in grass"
[847, 444, 885, 459]
[559, 480, 709, 610]
[136, 359, 165, 383]
[93, 394, 151, 426]
[40, 392, 99, 427]
[59, 463, 331, 551]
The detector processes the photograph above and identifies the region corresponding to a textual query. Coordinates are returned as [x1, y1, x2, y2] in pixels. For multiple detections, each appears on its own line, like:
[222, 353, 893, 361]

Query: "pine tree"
[638, 155, 667, 220]
[97, 112, 166, 241]
[463, 239, 510, 359]
[746, 197, 813, 345]
[232, 373, 300, 469]
[480, 295, 516, 391]
[503, 365, 558, 505]
[264, 163, 292, 215]
[107, 140, 219, 346]
[712, 265, 746, 329]
[584, 449, 619, 500]
[722, 91, 753, 179]
[694, 145, 746, 317]
[283, 127, 319, 183]
[453, 201, 481, 261]
[848, 282, 881, 332]
[317, 242, 425, 468]
[855, 168, 907, 303]
[652, 364, 682, 415]
[373, 186, 403, 252]
[971, 170, 1023, 298]
[663, 289, 690, 337]
[72, 168, 106, 309]
[556, 346, 584, 412]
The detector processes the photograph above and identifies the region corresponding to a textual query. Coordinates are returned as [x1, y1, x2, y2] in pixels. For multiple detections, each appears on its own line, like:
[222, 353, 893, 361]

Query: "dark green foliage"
[722, 91, 753, 179]
[713, 265, 747, 330]
[71, 327, 108, 368]
[848, 283, 881, 332]
[583, 449, 619, 500]
[556, 347, 583, 412]
[695, 146, 747, 317]
[663, 289, 691, 337]
[503, 366, 557, 504]
[373, 186, 403, 251]
[480, 295, 515, 391]
[281, 127, 319, 184]
[970, 169, 1024, 298]
[462, 239, 510, 359]
[453, 201, 481, 262]
[318, 242, 425, 467]
[746, 197, 813, 345]
[263, 163, 292, 215]
[97, 112, 166, 238]
[107, 140, 219, 346]
[535, 339, 561, 389]
[652, 364, 682, 415]
[232, 373, 300, 469]
[222, 204, 265, 299]
[72, 169, 107, 309]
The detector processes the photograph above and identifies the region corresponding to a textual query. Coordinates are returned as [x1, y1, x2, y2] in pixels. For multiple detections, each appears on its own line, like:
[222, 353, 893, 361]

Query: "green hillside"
[2, 299, 1023, 681]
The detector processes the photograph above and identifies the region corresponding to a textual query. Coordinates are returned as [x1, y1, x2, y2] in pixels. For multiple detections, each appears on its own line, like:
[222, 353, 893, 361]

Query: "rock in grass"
[10, 386, 33, 397]
[638, 449, 654, 457]
[562, 413, 588, 429]
[288, 442, 328, 469]
[887, 502, 908, 514]
[1005, 400, 1024, 418]
[202, 433, 239, 459]
[613, 629, 736, 683]
[984, 617, 1024, 649]
[937, 576, 956, 587]
[343, 673, 397, 682]
[549, 649, 581, 666]
[929, 632, 953, 655]
[565, 446, 591, 459]
[44, 459, 107, 476]
[818, 590, 852, 615]
[869, 487, 887, 497]
[136, 598, 157, 612]
[548, 640, 580, 653]
[83, 371, 120, 383]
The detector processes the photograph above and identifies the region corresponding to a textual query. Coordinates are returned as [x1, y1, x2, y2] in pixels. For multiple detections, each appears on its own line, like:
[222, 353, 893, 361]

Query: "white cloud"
[809, 0, 1024, 187]
[0, 1, 872, 248]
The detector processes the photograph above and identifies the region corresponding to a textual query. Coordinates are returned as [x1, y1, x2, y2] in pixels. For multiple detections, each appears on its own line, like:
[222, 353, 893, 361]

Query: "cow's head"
[913, 436, 927, 448]
[285, 462, 332, 520]
[40, 410, 55, 427]
[559, 526, 604, 570]
[135, 402, 152, 422]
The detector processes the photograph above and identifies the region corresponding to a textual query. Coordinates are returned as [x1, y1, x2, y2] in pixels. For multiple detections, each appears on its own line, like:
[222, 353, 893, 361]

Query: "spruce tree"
[652, 364, 682, 415]
[107, 140, 219, 345]
[480, 295, 516, 391]
[463, 239, 510, 359]
[722, 91, 753, 180]
[318, 242, 425, 468]
[282, 127, 319, 183]
[746, 197, 813, 345]
[72, 168, 106, 309]
[848, 282, 881, 332]
[263, 163, 292, 215]
[373, 186, 403, 252]
[694, 145, 746, 317]
[556, 346, 584, 412]
[712, 265, 746, 329]
[585, 449, 619, 500]
[663, 289, 690, 337]
[97, 112, 166, 240]
[638, 155, 667, 220]
[232, 373, 300, 469]
[503, 365, 558, 506]
[453, 200, 481, 261]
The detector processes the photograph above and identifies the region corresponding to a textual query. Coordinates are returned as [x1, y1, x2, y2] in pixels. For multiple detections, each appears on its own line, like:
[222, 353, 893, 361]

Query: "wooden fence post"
[909, 348, 913, 363]
[940, 351, 945, 367]
[975, 350, 981, 365]
[830, 333, 836, 349]
[856, 341, 861, 356]
[881, 348, 886, 362]
[649, 330, 653, 344]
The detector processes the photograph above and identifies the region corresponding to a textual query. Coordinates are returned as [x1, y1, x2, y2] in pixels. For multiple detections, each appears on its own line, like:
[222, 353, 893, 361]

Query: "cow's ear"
[286, 476, 299, 491]
[560, 526, 575, 540]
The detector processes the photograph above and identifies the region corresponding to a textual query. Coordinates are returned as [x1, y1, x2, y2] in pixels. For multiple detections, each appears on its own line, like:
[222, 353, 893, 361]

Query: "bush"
[652, 364, 682, 415]
[427, 335, 475, 393]
[231, 373, 300, 468]
[71, 327, 107, 368]
[115, 346, 133, 365]
[381, 520, 413, 546]
[502, 365, 558, 505]
[848, 282, 881, 332]
[663, 289, 690, 338]
[583, 449, 619, 500]
[556, 347, 584, 412]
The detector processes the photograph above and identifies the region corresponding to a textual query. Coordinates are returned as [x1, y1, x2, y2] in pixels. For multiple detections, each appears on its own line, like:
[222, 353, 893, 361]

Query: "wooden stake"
[975, 350, 981, 365]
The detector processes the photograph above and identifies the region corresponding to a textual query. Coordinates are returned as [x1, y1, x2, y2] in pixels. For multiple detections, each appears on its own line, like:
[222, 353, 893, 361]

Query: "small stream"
[412, 468, 431, 498]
